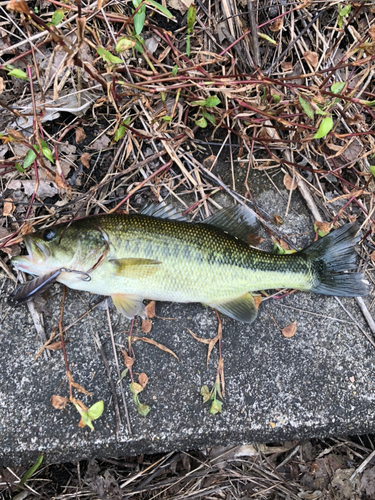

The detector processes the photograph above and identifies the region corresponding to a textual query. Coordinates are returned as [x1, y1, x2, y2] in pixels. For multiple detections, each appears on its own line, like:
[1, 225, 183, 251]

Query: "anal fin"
[209, 292, 258, 323]
[112, 293, 145, 319]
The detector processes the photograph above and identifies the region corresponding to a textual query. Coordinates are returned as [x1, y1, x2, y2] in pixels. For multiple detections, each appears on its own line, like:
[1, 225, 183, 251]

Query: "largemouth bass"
[11, 204, 369, 323]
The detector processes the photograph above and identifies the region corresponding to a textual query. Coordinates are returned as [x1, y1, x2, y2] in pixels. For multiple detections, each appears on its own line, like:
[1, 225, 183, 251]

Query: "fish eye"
[42, 228, 56, 241]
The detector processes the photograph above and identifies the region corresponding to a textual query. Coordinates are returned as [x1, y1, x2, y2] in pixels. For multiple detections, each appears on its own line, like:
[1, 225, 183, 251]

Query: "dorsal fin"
[202, 205, 260, 241]
[138, 202, 188, 221]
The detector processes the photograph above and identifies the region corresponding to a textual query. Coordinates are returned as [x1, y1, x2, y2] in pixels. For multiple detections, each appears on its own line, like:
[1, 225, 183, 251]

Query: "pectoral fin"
[112, 293, 146, 319]
[110, 258, 161, 279]
[209, 292, 258, 323]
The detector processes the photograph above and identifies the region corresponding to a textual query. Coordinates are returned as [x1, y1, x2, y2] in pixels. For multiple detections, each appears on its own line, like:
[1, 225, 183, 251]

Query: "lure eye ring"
[42, 228, 56, 241]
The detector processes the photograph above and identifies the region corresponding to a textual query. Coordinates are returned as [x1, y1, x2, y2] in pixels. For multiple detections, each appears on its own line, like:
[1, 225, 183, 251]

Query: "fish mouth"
[11, 235, 50, 275]
[24, 235, 50, 261]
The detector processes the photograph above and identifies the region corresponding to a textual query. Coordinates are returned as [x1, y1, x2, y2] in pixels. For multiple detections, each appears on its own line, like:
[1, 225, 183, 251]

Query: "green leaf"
[210, 398, 222, 414]
[314, 116, 333, 139]
[118, 368, 129, 382]
[359, 100, 375, 106]
[130, 382, 143, 395]
[331, 81, 345, 94]
[19, 454, 44, 487]
[81, 410, 94, 431]
[161, 115, 171, 122]
[315, 107, 327, 116]
[187, 4, 196, 32]
[137, 403, 151, 416]
[51, 9, 64, 26]
[172, 65, 178, 76]
[369, 166, 375, 177]
[272, 94, 281, 103]
[186, 34, 191, 57]
[299, 95, 315, 119]
[133, 5, 146, 35]
[202, 110, 216, 125]
[7, 68, 29, 80]
[115, 125, 127, 142]
[96, 47, 123, 65]
[116, 36, 137, 52]
[204, 96, 221, 108]
[146, 0, 173, 19]
[258, 33, 277, 45]
[191, 96, 220, 108]
[42, 147, 54, 163]
[201, 385, 211, 403]
[15, 163, 25, 173]
[134, 35, 145, 54]
[273, 242, 286, 255]
[339, 5, 351, 17]
[87, 400, 104, 420]
[24, 146, 39, 170]
[195, 117, 207, 128]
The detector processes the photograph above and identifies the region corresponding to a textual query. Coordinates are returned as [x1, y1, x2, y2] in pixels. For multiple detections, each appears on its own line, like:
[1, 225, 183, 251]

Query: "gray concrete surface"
[1, 182, 374, 466]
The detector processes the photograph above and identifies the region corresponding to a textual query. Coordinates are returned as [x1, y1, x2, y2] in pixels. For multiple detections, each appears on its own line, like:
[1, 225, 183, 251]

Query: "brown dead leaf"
[359, 42, 375, 56]
[282, 321, 297, 338]
[132, 336, 179, 360]
[81, 152, 91, 168]
[167, 0, 193, 14]
[51, 395, 69, 410]
[253, 296, 262, 310]
[346, 113, 363, 125]
[71, 381, 93, 396]
[315, 220, 332, 235]
[121, 348, 134, 368]
[6, 128, 25, 141]
[75, 127, 86, 144]
[91, 134, 110, 151]
[283, 173, 297, 191]
[273, 214, 283, 226]
[202, 154, 216, 169]
[71, 397, 88, 412]
[6, 0, 31, 14]
[3, 198, 14, 216]
[186, 327, 220, 366]
[303, 51, 319, 68]
[370, 251, 375, 262]
[2, 244, 20, 257]
[19, 223, 34, 236]
[279, 239, 290, 251]
[269, 18, 283, 32]
[142, 318, 152, 333]
[46, 341, 62, 351]
[54, 173, 66, 191]
[185, 327, 211, 345]
[369, 26, 375, 41]
[246, 233, 264, 246]
[67, 373, 93, 396]
[0, 77, 4, 94]
[281, 61, 293, 72]
[138, 372, 148, 388]
[145, 301, 155, 318]
[269, 422, 276, 428]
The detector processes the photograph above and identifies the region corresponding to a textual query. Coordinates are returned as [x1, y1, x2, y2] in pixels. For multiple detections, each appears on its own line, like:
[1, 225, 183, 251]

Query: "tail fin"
[300, 223, 369, 297]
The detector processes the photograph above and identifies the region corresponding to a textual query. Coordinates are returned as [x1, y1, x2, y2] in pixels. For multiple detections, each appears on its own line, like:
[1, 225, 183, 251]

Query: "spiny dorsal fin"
[203, 205, 260, 242]
[139, 202, 188, 221]
[208, 292, 258, 323]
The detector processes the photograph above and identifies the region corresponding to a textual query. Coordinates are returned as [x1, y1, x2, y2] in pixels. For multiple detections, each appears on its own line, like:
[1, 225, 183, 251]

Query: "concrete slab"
[1, 179, 374, 466]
